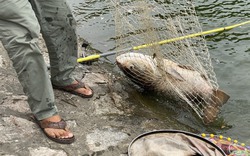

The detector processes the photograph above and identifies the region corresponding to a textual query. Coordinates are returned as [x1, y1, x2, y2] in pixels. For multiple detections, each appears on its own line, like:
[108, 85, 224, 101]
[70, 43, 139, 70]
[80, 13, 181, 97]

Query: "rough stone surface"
[29, 147, 67, 156]
[86, 127, 129, 151]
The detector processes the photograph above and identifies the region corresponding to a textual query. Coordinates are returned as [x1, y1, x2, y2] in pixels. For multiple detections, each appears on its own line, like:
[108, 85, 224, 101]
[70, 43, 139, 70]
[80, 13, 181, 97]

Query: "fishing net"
[202, 133, 250, 156]
[112, 0, 229, 124]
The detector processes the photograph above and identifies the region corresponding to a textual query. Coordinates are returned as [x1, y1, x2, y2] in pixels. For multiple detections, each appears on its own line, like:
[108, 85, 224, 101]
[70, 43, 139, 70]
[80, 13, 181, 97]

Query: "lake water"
[68, 0, 250, 144]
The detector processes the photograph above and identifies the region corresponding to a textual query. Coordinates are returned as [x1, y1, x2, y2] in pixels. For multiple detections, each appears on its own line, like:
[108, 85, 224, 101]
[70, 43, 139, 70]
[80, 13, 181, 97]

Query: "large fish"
[116, 52, 230, 124]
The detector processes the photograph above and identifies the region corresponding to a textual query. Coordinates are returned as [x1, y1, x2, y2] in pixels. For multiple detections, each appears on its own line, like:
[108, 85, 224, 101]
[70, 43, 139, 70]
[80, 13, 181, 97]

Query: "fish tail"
[203, 89, 230, 124]
[212, 89, 230, 106]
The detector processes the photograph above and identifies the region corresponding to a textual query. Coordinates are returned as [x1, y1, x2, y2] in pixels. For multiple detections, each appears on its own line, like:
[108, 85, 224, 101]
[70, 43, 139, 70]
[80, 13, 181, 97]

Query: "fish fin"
[178, 64, 195, 71]
[212, 89, 230, 107]
[203, 89, 230, 124]
[152, 53, 156, 59]
[203, 105, 220, 125]
[178, 64, 210, 82]
[200, 74, 208, 81]
[166, 68, 185, 81]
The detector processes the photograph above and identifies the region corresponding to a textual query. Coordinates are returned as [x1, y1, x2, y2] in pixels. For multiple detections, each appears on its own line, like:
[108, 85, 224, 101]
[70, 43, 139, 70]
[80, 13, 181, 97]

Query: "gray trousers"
[0, 0, 78, 120]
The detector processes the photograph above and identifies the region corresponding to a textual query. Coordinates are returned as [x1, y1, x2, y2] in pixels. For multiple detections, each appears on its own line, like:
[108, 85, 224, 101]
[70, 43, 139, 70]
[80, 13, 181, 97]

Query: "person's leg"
[0, 0, 56, 121]
[29, 0, 77, 86]
[0, 0, 74, 143]
[29, 0, 93, 97]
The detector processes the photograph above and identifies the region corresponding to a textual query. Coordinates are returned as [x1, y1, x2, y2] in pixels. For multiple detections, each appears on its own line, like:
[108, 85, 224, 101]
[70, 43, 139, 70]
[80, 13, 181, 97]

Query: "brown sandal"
[53, 79, 94, 98]
[33, 116, 75, 144]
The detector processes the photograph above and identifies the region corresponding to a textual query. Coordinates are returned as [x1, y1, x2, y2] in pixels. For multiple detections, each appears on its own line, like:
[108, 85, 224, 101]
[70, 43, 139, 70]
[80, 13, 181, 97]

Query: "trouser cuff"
[34, 107, 59, 121]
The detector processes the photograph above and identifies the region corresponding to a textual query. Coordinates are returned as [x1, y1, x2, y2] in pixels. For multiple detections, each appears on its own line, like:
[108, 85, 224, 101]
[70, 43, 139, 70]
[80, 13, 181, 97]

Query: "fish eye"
[129, 65, 134, 70]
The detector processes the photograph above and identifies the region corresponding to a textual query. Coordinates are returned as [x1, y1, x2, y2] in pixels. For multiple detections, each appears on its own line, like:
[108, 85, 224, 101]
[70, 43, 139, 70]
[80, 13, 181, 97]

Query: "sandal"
[32, 116, 75, 144]
[53, 79, 94, 98]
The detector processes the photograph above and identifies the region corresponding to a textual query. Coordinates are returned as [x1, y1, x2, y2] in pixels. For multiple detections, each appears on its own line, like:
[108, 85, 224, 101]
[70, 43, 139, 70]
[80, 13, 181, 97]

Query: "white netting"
[113, 0, 229, 124]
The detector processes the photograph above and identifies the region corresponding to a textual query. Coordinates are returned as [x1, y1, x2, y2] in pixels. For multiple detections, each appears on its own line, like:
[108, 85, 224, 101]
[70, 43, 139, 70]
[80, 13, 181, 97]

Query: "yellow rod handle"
[133, 20, 250, 50]
[77, 54, 101, 63]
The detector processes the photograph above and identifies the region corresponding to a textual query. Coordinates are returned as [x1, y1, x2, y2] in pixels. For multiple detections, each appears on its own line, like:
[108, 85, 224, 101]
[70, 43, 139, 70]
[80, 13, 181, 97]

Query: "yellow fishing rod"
[77, 20, 250, 63]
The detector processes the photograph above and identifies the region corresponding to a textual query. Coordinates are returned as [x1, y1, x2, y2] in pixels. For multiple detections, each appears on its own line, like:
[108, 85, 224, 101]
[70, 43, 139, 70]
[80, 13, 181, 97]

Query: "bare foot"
[40, 115, 73, 139]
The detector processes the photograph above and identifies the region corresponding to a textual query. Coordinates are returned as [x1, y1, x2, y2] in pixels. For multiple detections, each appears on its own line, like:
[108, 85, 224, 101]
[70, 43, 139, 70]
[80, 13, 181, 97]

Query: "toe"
[44, 128, 74, 139]
[76, 86, 92, 96]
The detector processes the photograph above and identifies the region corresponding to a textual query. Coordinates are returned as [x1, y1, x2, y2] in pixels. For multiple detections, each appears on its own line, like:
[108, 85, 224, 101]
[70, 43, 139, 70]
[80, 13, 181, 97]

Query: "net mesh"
[202, 134, 250, 155]
[112, 0, 228, 123]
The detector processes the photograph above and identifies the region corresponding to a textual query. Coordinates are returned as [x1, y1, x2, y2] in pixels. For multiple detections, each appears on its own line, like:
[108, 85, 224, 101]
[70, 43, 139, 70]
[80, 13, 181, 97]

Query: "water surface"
[196, 0, 250, 143]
